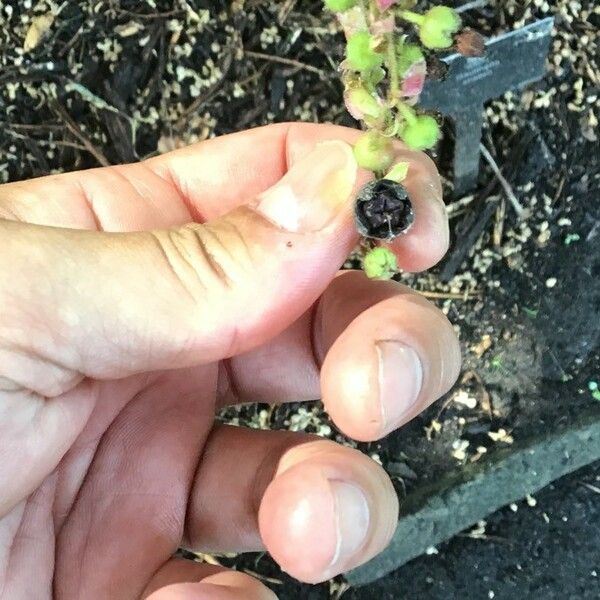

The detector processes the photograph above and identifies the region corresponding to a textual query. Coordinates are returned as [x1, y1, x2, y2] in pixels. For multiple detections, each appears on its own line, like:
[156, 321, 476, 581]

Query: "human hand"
[0, 123, 460, 599]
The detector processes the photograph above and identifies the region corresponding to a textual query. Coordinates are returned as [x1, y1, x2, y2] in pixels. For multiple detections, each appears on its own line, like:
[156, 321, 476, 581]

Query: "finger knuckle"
[153, 221, 255, 302]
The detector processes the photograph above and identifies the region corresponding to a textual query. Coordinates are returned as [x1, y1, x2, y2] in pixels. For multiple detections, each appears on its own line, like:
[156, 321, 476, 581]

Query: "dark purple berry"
[354, 179, 415, 241]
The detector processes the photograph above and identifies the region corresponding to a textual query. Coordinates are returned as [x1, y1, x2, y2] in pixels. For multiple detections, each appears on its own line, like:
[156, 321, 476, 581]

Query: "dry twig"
[480, 143, 525, 218]
[245, 50, 325, 77]
[278, 0, 297, 24]
[417, 290, 482, 300]
[49, 100, 110, 167]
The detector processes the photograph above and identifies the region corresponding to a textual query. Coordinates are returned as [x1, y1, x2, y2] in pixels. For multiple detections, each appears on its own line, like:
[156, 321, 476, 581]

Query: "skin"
[0, 123, 460, 599]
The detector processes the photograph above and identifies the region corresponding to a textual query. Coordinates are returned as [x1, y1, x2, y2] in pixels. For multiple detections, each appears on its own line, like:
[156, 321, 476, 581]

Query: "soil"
[0, 0, 598, 598]
[349, 462, 600, 600]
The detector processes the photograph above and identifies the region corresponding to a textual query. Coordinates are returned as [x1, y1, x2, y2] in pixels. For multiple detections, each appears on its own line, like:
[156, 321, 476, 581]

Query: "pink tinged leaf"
[371, 15, 395, 35]
[344, 89, 364, 120]
[343, 88, 384, 121]
[376, 0, 396, 10]
[337, 7, 368, 39]
[401, 60, 427, 97]
[344, 89, 366, 120]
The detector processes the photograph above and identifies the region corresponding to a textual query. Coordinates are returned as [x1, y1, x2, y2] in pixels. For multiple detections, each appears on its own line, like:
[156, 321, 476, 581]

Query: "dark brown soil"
[1, 0, 598, 598]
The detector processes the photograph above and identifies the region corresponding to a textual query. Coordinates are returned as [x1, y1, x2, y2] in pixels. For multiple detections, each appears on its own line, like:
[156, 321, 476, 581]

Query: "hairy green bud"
[401, 115, 440, 150]
[397, 43, 425, 75]
[363, 247, 398, 279]
[346, 32, 384, 72]
[419, 6, 461, 49]
[353, 131, 395, 173]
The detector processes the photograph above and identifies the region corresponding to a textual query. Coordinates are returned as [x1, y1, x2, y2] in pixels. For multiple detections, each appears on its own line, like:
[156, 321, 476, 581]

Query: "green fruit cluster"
[323, 0, 464, 280]
[346, 87, 387, 126]
[397, 43, 424, 75]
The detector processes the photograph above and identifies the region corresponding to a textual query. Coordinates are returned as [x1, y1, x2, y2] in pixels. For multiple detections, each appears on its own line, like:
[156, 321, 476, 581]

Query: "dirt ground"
[1, 0, 598, 598]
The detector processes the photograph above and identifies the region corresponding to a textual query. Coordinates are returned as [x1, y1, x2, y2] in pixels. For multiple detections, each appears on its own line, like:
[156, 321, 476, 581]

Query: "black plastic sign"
[420, 17, 554, 194]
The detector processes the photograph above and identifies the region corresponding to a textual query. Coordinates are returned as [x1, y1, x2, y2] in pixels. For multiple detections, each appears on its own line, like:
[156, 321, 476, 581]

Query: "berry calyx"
[346, 31, 384, 72]
[354, 179, 415, 241]
[324, 0, 358, 12]
[400, 114, 440, 150]
[353, 131, 395, 173]
[419, 6, 461, 49]
[363, 247, 398, 280]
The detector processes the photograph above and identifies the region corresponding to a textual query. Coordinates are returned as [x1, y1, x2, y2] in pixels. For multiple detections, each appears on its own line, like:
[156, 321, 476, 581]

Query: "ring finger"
[183, 425, 398, 584]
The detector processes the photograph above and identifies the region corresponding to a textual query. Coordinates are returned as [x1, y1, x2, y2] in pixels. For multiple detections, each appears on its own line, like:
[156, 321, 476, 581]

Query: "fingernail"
[376, 341, 423, 433]
[329, 480, 370, 569]
[252, 140, 357, 233]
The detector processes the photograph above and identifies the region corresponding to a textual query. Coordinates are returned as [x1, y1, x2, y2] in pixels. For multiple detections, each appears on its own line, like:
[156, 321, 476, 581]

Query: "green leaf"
[385, 162, 410, 183]
[522, 307, 538, 319]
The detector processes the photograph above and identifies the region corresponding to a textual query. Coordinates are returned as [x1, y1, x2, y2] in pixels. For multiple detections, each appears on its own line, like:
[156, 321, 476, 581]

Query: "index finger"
[0, 122, 448, 272]
[148, 122, 448, 272]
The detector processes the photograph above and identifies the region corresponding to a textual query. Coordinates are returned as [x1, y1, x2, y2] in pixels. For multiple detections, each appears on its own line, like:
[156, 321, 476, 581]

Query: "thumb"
[0, 141, 365, 389]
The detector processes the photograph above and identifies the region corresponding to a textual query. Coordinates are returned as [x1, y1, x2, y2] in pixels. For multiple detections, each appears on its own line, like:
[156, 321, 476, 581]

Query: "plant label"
[420, 17, 554, 195]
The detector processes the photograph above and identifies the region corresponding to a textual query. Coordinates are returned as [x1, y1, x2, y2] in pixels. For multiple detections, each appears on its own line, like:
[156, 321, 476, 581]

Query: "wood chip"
[24, 14, 54, 52]
[115, 21, 144, 38]
[471, 334, 493, 358]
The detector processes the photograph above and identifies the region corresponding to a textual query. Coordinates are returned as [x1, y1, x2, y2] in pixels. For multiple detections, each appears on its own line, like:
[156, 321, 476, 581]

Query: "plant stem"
[386, 32, 399, 101]
[397, 101, 416, 125]
[398, 10, 425, 26]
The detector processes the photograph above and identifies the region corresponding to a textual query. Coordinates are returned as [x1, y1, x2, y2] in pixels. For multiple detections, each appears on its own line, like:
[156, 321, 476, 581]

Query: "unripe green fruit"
[346, 87, 386, 125]
[401, 115, 440, 150]
[324, 0, 358, 11]
[419, 6, 461, 49]
[397, 43, 424, 74]
[353, 131, 395, 173]
[346, 32, 383, 73]
[363, 247, 398, 280]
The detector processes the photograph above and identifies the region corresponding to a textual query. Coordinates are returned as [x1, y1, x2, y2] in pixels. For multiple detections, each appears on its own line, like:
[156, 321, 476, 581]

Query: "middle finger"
[220, 270, 461, 441]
